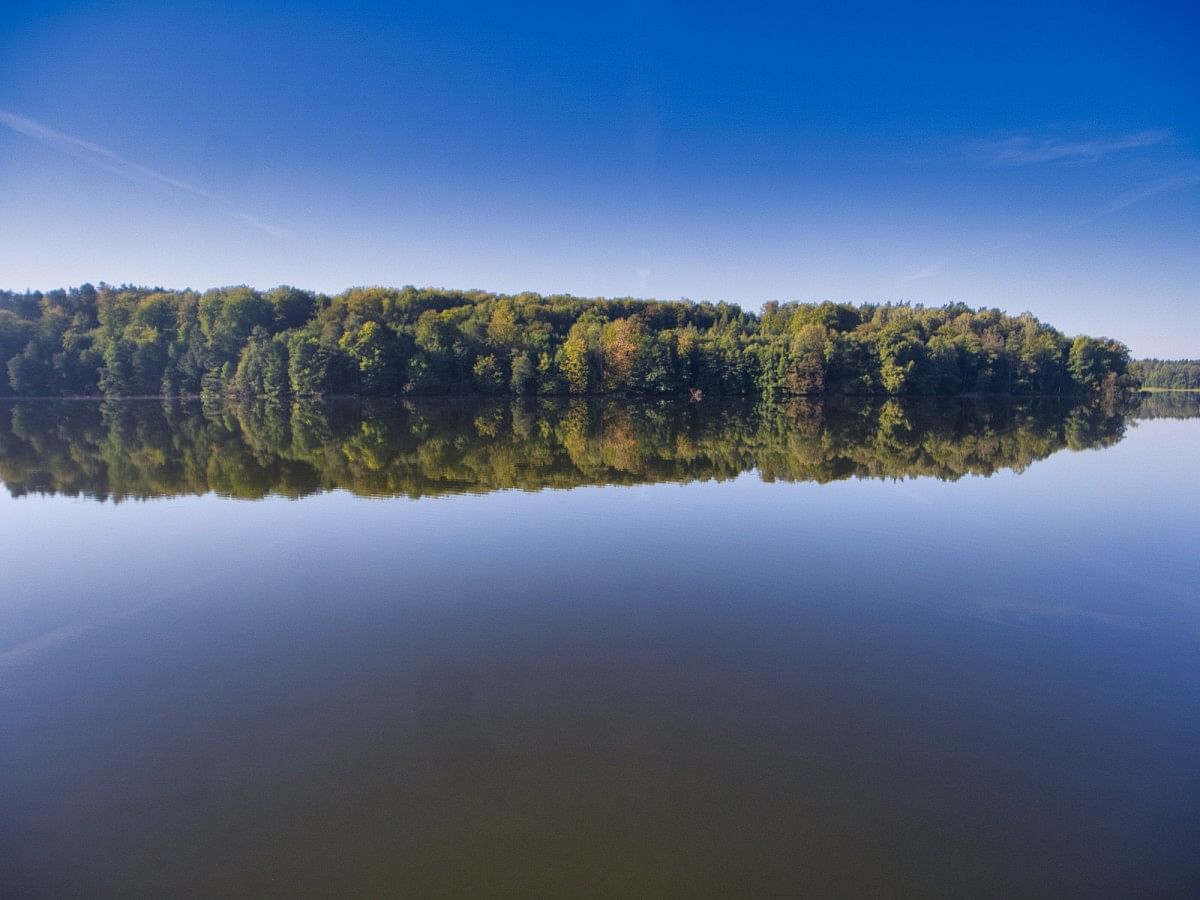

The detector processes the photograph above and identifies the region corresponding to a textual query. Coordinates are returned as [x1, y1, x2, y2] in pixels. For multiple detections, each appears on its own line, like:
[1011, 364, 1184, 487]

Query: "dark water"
[1, 396, 1197, 898]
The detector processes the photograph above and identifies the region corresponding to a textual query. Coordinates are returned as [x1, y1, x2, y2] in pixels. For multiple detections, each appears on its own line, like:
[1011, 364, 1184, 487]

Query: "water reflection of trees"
[1131, 391, 1200, 420]
[0, 395, 1160, 502]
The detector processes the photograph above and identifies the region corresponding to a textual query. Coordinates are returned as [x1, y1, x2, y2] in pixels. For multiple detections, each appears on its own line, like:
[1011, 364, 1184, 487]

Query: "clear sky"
[1, 1, 1197, 356]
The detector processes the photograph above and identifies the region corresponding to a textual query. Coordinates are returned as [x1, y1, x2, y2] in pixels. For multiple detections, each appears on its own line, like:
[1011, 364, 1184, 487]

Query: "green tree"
[472, 354, 506, 393]
[341, 321, 400, 395]
[232, 327, 289, 399]
[287, 330, 330, 396]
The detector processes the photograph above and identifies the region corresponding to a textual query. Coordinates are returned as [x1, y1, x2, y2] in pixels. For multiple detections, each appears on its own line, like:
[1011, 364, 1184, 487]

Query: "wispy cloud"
[0, 107, 292, 237]
[897, 261, 943, 284]
[990, 166, 1200, 244]
[975, 129, 1172, 166]
[1078, 168, 1200, 224]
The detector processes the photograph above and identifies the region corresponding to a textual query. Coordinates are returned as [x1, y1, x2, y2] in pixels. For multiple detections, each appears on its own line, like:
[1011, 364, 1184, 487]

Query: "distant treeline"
[0, 284, 1138, 399]
[0, 396, 1140, 502]
[1133, 359, 1200, 390]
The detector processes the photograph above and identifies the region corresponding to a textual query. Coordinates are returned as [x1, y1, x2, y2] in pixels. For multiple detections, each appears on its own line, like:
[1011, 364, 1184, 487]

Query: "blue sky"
[1, 1, 1197, 356]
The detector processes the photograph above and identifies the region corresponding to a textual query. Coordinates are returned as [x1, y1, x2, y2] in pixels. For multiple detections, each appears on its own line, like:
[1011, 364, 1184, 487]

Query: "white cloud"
[898, 261, 943, 284]
[975, 129, 1171, 166]
[1080, 169, 1200, 223]
[0, 108, 292, 237]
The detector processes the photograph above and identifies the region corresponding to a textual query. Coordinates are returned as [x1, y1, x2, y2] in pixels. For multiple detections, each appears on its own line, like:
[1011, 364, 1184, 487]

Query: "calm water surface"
[1, 397, 1198, 897]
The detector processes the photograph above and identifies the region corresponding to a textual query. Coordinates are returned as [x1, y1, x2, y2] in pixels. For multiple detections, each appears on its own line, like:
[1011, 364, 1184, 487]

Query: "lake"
[1, 395, 1198, 897]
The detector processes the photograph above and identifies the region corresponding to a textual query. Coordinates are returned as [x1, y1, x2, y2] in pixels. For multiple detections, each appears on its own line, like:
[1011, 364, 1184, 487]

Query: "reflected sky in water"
[1, 401, 1198, 897]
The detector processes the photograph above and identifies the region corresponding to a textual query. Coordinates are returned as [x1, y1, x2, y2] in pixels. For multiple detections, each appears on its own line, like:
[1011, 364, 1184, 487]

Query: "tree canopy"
[0, 284, 1139, 399]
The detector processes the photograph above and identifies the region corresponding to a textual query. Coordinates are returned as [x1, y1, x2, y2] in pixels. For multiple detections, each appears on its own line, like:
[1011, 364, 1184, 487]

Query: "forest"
[1132, 359, 1200, 390]
[0, 283, 1139, 399]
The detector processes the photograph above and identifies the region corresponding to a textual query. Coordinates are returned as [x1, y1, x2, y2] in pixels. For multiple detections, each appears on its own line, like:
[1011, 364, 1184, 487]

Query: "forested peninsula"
[0, 284, 1138, 399]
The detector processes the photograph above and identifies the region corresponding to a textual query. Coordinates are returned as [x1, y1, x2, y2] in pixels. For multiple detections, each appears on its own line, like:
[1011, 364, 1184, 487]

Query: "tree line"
[0, 395, 1145, 503]
[0, 283, 1139, 399]
[1132, 359, 1200, 390]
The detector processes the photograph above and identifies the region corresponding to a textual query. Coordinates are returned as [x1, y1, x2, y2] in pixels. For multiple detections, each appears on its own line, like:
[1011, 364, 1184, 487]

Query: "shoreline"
[0, 390, 1140, 402]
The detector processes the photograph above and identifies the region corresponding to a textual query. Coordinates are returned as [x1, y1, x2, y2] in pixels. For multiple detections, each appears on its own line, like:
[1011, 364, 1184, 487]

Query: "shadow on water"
[0, 393, 1185, 502]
